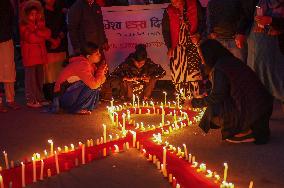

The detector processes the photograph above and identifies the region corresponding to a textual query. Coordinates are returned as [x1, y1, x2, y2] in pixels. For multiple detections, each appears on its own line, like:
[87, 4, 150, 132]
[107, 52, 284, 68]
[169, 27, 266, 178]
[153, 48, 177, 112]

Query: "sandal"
[76, 109, 92, 115]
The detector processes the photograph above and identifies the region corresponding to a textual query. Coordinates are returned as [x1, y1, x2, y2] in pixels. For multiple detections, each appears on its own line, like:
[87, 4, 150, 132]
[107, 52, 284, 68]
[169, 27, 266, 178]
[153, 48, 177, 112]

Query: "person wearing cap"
[111, 44, 166, 101]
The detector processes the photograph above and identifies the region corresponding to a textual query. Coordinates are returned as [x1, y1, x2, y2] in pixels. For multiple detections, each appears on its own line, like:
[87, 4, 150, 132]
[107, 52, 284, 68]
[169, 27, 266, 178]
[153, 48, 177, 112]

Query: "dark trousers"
[121, 78, 157, 99]
[25, 65, 44, 103]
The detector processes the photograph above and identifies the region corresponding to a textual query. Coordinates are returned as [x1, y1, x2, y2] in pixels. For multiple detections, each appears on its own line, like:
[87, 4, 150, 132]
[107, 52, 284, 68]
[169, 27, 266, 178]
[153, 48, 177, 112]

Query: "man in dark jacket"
[68, 0, 108, 55]
[0, 0, 20, 112]
[111, 44, 166, 100]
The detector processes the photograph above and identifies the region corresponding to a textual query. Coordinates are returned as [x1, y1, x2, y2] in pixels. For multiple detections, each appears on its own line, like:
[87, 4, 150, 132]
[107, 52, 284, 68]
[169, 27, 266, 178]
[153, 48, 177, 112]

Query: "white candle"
[40, 160, 44, 180]
[82, 144, 85, 165]
[176, 183, 180, 188]
[137, 96, 140, 108]
[131, 131, 136, 147]
[249, 181, 254, 188]
[163, 147, 167, 172]
[71, 144, 75, 151]
[103, 124, 107, 143]
[48, 140, 54, 156]
[163, 91, 167, 106]
[3, 151, 9, 169]
[32, 157, 37, 182]
[110, 98, 114, 108]
[54, 151, 60, 174]
[177, 94, 180, 108]
[223, 163, 228, 182]
[122, 114, 126, 133]
[182, 144, 188, 160]
[21, 162, 25, 187]
[161, 106, 165, 125]
[132, 94, 135, 106]
[127, 110, 131, 121]
[0, 174, 4, 188]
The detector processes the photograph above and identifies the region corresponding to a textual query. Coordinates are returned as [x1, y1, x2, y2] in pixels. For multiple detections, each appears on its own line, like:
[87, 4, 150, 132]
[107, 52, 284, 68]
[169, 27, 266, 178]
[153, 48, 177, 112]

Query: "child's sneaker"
[27, 101, 42, 108]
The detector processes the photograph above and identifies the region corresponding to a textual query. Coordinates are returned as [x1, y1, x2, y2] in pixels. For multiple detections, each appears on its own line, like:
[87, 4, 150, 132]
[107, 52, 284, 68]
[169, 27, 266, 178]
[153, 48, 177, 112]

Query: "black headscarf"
[200, 39, 235, 73]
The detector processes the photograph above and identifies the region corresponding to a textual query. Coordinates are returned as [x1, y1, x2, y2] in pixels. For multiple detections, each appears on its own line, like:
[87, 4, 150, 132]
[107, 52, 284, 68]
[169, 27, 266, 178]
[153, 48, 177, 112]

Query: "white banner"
[102, 4, 171, 79]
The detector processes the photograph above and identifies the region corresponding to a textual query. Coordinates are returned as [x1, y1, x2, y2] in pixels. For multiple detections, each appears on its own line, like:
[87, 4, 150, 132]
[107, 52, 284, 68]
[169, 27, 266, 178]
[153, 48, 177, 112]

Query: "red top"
[20, 22, 51, 67]
[54, 56, 106, 92]
[167, 0, 198, 49]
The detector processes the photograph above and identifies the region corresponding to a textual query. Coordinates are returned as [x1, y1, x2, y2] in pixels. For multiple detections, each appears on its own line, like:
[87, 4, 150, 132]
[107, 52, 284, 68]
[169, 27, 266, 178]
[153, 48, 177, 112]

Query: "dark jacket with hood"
[111, 53, 166, 79]
[68, 0, 107, 52]
[0, 0, 14, 43]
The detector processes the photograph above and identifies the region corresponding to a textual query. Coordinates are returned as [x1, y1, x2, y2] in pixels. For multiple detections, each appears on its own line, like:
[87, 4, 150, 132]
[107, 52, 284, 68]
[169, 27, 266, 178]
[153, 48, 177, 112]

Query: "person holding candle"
[185, 39, 273, 144]
[162, 0, 204, 99]
[50, 42, 107, 114]
[111, 44, 166, 101]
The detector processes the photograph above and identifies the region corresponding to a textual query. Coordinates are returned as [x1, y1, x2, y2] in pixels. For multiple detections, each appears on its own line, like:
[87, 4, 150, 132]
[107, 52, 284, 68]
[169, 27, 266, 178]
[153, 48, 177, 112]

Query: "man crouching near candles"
[185, 39, 273, 144]
[50, 42, 107, 115]
[111, 44, 166, 101]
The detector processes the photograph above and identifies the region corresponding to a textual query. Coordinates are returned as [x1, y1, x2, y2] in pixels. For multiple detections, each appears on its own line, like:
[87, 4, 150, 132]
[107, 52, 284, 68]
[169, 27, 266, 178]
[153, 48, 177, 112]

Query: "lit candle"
[176, 94, 180, 108]
[183, 144, 188, 160]
[131, 131, 136, 147]
[137, 96, 140, 108]
[71, 144, 75, 151]
[163, 91, 167, 106]
[110, 98, 114, 108]
[0, 174, 4, 188]
[223, 163, 228, 182]
[103, 148, 107, 157]
[3, 151, 9, 169]
[103, 124, 107, 143]
[168, 173, 173, 183]
[21, 162, 25, 187]
[249, 181, 254, 188]
[40, 160, 44, 180]
[32, 157, 37, 182]
[163, 147, 167, 172]
[48, 140, 54, 156]
[54, 151, 60, 174]
[82, 144, 85, 165]
[122, 114, 126, 133]
[132, 94, 135, 106]
[114, 145, 119, 153]
[161, 106, 165, 126]
[64, 146, 69, 153]
[127, 110, 131, 121]
[176, 183, 181, 188]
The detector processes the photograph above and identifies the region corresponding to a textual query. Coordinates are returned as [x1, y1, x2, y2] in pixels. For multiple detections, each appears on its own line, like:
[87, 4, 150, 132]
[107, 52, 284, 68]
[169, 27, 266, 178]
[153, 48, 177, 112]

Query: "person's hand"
[235, 34, 246, 49]
[167, 48, 174, 59]
[255, 16, 272, 26]
[208, 32, 217, 39]
[98, 63, 108, 75]
[102, 42, 110, 51]
[190, 33, 200, 45]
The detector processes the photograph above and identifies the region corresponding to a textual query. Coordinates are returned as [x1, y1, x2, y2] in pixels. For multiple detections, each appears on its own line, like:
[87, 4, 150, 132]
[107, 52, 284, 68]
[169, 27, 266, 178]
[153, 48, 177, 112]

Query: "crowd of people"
[0, 0, 283, 144]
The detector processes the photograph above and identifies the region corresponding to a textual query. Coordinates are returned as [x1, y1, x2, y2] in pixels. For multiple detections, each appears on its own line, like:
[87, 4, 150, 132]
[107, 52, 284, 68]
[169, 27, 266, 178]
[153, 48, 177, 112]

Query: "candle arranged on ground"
[183, 144, 188, 160]
[132, 94, 135, 106]
[21, 162, 25, 187]
[176, 94, 180, 108]
[0, 174, 4, 188]
[249, 181, 254, 188]
[103, 124, 107, 143]
[122, 113, 126, 133]
[223, 163, 228, 182]
[32, 157, 36, 182]
[48, 139, 54, 156]
[55, 151, 60, 174]
[82, 144, 85, 165]
[163, 91, 167, 106]
[163, 147, 167, 172]
[161, 106, 165, 125]
[40, 160, 44, 180]
[3, 151, 9, 169]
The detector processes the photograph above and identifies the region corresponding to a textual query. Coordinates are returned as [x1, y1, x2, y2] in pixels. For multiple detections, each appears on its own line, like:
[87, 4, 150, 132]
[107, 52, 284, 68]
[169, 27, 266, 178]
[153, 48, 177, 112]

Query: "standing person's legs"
[25, 66, 42, 107]
[4, 82, 20, 109]
[143, 78, 157, 99]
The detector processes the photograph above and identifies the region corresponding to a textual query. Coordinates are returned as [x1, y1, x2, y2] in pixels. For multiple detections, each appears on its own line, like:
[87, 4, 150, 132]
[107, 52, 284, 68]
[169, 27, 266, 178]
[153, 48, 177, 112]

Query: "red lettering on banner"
[125, 21, 147, 30]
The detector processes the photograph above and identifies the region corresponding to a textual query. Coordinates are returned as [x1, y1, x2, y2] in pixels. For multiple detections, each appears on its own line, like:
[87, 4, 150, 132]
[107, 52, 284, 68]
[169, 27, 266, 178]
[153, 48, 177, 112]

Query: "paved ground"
[0, 92, 283, 188]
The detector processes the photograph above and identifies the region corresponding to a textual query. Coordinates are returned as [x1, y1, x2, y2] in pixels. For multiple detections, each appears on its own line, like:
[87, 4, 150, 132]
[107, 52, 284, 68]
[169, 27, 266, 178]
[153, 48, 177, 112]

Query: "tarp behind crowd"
[102, 4, 171, 79]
